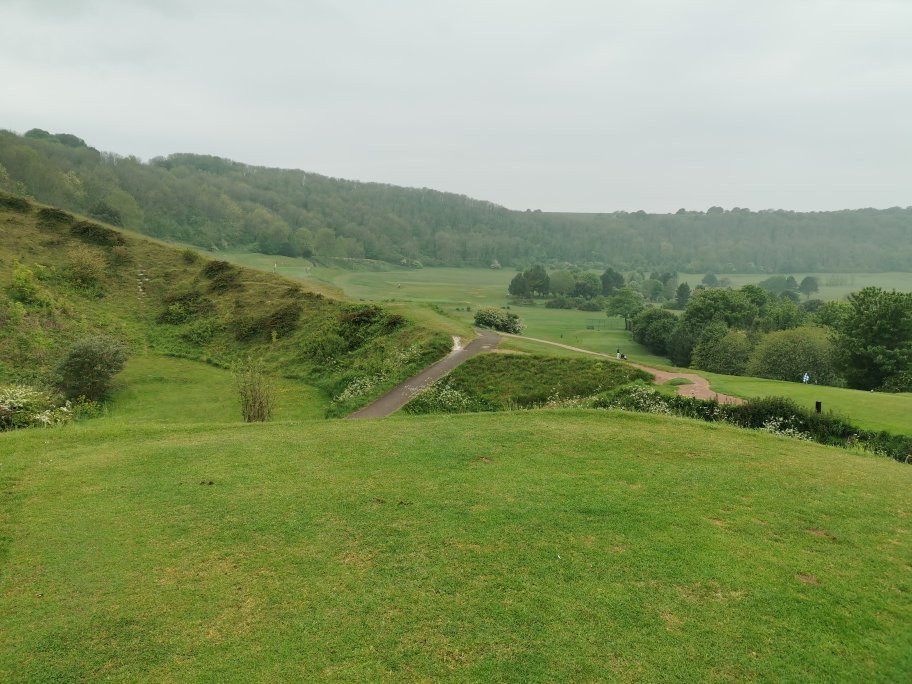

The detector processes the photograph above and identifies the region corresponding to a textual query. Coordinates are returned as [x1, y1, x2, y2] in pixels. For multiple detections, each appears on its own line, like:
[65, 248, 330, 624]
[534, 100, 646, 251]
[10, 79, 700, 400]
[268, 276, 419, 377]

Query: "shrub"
[596, 384, 912, 464]
[233, 301, 303, 342]
[235, 359, 275, 422]
[64, 244, 106, 291]
[337, 305, 406, 347]
[180, 319, 222, 345]
[36, 207, 74, 228]
[0, 192, 31, 212]
[880, 371, 912, 393]
[70, 220, 126, 247]
[473, 306, 524, 333]
[8, 264, 51, 306]
[108, 245, 134, 267]
[157, 288, 214, 324]
[57, 336, 127, 400]
[0, 384, 71, 430]
[404, 380, 474, 414]
[545, 296, 575, 309]
[182, 248, 201, 264]
[691, 329, 752, 375]
[202, 260, 241, 292]
[202, 260, 234, 278]
[746, 326, 839, 385]
[263, 301, 303, 339]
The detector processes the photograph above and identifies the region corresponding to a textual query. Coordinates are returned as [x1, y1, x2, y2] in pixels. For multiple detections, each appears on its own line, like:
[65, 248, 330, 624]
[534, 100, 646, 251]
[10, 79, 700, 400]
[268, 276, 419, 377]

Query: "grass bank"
[1, 411, 909, 680]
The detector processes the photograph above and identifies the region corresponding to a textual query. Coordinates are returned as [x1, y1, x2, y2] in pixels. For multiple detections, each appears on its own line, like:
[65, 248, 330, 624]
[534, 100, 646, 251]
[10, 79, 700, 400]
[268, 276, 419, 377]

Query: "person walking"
[802, 372, 810, 384]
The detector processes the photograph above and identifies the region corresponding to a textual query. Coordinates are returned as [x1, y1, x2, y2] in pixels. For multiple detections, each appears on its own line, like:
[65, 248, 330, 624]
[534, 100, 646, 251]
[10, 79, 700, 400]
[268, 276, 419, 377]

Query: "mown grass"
[1, 411, 910, 681]
[108, 355, 329, 424]
[703, 373, 912, 435]
[406, 354, 649, 412]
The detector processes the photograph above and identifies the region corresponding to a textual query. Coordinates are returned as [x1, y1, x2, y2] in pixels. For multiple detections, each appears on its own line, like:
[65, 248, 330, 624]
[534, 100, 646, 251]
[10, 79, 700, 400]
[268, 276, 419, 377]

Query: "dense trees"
[832, 288, 912, 391]
[2, 129, 911, 270]
[630, 283, 912, 393]
[631, 309, 677, 355]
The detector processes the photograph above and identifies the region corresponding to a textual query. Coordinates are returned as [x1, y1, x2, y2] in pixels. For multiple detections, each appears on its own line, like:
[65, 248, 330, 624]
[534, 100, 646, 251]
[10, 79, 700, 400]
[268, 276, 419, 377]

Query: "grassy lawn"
[703, 373, 912, 435]
[1, 410, 910, 680]
[108, 355, 329, 424]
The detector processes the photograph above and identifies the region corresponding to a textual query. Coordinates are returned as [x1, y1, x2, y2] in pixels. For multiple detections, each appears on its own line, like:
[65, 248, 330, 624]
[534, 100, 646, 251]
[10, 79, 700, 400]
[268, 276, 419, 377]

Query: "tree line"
[1, 128, 911, 271]
[631, 286, 912, 392]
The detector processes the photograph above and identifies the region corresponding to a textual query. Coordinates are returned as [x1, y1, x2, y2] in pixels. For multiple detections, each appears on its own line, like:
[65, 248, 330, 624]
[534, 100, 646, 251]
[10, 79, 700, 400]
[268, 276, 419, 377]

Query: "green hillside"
[1, 410, 910, 681]
[0, 195, 449, 416]
[1, 129, 910, 272]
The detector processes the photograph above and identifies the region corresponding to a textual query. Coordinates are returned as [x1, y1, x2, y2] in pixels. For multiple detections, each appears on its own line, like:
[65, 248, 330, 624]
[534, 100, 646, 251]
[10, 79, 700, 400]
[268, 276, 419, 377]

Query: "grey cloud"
[1, 0, 910, 212]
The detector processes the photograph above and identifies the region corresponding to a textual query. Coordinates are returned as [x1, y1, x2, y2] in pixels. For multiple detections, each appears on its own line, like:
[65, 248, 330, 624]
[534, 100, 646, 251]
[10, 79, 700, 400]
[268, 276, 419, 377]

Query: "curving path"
[347, 329, 501, 419]
[498, 332, 745, 405]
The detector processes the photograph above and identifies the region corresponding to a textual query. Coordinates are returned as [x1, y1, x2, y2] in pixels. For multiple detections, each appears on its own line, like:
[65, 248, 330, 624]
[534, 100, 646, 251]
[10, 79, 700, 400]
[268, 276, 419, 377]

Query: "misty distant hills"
[1, 128, 909, 272]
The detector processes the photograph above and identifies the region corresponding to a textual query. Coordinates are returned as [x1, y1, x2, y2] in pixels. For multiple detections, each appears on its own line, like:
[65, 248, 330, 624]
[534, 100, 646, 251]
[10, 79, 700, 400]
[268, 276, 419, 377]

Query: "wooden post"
[815, 401, 822, 414]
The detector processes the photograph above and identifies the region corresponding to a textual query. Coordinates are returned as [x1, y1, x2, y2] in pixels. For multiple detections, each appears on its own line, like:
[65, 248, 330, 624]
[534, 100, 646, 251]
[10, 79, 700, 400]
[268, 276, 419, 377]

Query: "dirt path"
[499, 333, 745, 405]
[347, 329, 501, 419]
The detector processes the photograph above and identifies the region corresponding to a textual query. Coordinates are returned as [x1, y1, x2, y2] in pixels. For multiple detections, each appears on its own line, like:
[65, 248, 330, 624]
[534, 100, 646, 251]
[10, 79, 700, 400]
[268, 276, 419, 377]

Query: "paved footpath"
[347, 329, 502, 419]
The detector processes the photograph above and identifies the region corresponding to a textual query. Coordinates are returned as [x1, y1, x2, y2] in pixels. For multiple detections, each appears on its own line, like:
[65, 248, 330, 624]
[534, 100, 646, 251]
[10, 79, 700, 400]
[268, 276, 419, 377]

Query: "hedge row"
[595, 384, 912, 464]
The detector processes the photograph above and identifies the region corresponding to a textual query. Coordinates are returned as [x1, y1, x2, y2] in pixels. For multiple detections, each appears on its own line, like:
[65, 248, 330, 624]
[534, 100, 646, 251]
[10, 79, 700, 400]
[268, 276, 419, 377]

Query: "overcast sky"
[1, 0, 910, 213]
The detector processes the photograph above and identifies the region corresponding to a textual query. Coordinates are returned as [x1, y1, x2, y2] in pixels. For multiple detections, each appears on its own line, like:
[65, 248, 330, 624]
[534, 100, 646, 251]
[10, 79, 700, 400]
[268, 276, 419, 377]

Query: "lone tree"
[523, 264, 550, 296]
[606, 287, 645, 319]
[600, 267, 625, 295]
[799, 276, 819, 299]
[507, 272, 530, 297]
[832, 287, 912, 391]
[702, 273, 719, 287]
[675, 282, 691, 309]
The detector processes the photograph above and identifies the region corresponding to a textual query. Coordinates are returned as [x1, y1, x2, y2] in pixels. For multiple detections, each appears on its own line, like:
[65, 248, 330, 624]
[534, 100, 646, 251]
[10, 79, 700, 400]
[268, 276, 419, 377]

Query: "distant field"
[678, 272, 912, 301]
[2, 410, 910, 680]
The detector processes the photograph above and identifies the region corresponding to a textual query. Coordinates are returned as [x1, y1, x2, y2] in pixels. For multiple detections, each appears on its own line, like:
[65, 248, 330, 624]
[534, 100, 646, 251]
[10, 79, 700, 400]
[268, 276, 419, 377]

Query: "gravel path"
[346, 329, 501, 419]
[348, 328, 743, 419]
[498, 333, 745, 405]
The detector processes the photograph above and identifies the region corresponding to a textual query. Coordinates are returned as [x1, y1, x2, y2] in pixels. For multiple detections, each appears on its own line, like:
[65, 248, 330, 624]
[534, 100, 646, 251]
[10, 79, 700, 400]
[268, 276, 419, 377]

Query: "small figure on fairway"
[802, 372, 810, 384]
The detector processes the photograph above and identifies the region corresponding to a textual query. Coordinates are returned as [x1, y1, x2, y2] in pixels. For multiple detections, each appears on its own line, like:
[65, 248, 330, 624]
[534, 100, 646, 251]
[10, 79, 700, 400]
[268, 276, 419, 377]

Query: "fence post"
[815, 401, 822, 414]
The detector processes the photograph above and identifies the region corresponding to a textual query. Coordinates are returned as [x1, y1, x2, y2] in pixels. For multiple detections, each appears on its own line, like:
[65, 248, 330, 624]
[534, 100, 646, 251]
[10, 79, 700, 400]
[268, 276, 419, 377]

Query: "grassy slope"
[1, 411, 910, 681]
[0, 202, 450, 416]
[207, 257, 912, 432]
[406, 354, 649, 412]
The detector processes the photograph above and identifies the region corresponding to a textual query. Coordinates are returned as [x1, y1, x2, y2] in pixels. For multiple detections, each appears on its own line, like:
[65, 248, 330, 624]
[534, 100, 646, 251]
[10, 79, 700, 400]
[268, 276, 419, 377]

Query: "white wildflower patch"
[0, 384, 72, 430]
